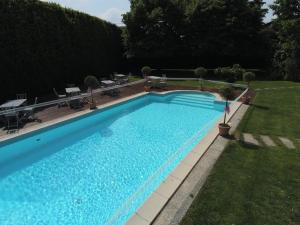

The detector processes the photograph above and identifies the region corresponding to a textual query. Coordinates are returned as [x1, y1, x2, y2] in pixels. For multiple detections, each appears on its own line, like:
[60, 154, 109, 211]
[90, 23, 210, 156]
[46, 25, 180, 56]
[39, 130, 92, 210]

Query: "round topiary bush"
[141, 66, 152, 77]
[220, 85, 235, 100]
[221, 67, 237, 83]
[194, 67, 207, 78]
[84, 75, 99, 109]
[243, 71, 256, 86]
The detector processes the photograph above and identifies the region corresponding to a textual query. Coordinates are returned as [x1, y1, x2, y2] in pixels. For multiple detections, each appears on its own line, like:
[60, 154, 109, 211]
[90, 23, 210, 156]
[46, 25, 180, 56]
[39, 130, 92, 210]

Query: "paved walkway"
[260, 135, 276, 147]
[241, 133, 297, 149]
[243, 133, 261, 146]
[279, 137, 296, 149]
[255, 86, 300, 91]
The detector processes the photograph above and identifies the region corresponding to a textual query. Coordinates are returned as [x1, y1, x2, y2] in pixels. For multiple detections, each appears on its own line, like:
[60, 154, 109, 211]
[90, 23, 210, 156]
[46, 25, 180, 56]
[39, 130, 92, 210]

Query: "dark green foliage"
[194, 67, 207, 78]
[284, 58, 300, 80]
[243, 71, 256, 86]
[271, 0, 300, 80]
[84, 76, 99, 90]
[141, 66, 152, 76]
[0, 0, 122, 102]
[219, 85, 235, 100]
[123, 0, 271, 69]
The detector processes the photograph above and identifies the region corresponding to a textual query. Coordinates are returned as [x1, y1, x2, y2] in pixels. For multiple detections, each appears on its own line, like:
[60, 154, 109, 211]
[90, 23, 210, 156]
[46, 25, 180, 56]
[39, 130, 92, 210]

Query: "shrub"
[220, 85, 235, 100]
[243, 71, 256, 86]
[232, 64, 245, 80]
[84, 76, 99, 90]
[284, 58, 300, 81]
[214, 67, 223, 78]
[84, 75, 99, 106]
[141, 66, 152, 77]
[194, 67, 208, 78]
[221, 67, 237, 83]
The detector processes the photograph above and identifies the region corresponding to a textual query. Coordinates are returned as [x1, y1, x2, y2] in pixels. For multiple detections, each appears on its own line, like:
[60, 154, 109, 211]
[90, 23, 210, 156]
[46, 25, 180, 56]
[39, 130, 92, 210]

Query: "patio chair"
[22, 97, 41, 122]
[53, 88, 68, 107]
[16, 93, 27, 99]
[5, 112, 21, 132]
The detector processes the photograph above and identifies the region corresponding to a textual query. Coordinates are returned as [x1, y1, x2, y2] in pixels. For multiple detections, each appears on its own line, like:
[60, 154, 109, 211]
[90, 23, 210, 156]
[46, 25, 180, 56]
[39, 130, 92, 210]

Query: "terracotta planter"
[144, 86, 151, 92]
[89, 101, 97, 110]
[218, 123, 231, 137]
[242, 96, 251, 105]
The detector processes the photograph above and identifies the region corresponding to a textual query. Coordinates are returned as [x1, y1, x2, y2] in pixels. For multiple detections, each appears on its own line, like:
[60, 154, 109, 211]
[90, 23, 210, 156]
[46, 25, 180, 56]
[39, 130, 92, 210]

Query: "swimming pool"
[0, 91, 225, 225]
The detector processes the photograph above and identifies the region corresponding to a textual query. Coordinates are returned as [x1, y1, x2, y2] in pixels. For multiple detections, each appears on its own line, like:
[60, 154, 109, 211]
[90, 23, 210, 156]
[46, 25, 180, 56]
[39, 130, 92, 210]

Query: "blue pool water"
[0, 92, 225, 225]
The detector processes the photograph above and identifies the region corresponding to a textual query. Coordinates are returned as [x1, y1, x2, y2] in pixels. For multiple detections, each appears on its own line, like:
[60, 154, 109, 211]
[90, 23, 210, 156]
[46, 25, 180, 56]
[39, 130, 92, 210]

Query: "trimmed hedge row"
[0, 0, 122, 102]
[152, 68, 266, 80]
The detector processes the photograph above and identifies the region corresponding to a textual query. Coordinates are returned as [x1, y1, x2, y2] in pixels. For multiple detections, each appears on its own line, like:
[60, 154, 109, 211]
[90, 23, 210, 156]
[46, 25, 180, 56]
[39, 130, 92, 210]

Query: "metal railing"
[0, 79, 146, 116]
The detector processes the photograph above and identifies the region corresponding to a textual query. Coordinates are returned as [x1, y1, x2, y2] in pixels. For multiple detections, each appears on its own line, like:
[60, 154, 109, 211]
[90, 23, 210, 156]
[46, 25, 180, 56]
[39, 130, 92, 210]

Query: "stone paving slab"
[260, 135, 276, 147]
[243, 133, 261, 146]
[279, 137, 296, 149]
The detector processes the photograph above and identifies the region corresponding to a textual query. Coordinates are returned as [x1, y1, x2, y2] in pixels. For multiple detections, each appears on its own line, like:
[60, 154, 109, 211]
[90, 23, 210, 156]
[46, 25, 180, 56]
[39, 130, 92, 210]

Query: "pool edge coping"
[126, 99, 242, 225]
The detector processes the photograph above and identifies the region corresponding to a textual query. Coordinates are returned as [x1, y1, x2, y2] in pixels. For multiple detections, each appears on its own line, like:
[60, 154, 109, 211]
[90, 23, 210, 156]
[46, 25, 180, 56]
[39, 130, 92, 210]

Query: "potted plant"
[242, 71, 255, 104]
[84, 75, 99, 110]
[194, 67, 207, 90]
[141, 66, 152, 91]
[218, 85, 234, 136]
[141, 66, 152, 78]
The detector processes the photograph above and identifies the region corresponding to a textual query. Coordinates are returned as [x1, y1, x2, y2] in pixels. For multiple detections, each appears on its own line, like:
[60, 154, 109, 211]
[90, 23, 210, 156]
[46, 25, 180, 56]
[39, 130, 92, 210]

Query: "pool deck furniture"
[53, 88, 68, 107]
[65, 87, 83, 109]
[101, 80, 115, 86]
[0, 99, 27, 109]
[0, 99, 27, 131]
[65, 87, 81, 95]
[115, 74, 129, 84]
[16, 93, 27, 100]
[101, 80, 120, 96]
[22, 97, 39, 122]
[148, 76, 166, 88]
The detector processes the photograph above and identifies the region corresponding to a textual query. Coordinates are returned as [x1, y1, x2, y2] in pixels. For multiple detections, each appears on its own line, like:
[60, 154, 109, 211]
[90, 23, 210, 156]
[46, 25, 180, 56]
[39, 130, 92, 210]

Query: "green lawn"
[180, 81, 300, 225]
[167, 80, 227, 89]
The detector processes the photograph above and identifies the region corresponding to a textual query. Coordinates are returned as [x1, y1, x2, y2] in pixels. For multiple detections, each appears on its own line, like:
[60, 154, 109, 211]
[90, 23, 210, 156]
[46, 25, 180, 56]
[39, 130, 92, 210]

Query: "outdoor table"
[65, 87, 82, 109]
[115, 74, 126, 78]
[101, 80, 115, 86]
[0, 99, 27, 110]
[148, 76, 161, 80]
[147, 76, 162, 88]
[65, 87, 81, 95]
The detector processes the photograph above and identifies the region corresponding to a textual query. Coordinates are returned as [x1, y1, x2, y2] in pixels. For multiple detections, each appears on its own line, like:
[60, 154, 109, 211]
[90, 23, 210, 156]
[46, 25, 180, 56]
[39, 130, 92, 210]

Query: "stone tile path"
[255, 86, 299, 91]
[260, 135, 276, 147]
[243, 133, 261, 146]
[279, 137, 296, 149]
[241, 133, 298, 149]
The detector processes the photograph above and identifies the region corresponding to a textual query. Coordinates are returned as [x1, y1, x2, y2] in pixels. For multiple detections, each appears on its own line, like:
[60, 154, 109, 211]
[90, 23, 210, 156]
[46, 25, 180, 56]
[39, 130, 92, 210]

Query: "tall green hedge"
[0, 0, 123, 101]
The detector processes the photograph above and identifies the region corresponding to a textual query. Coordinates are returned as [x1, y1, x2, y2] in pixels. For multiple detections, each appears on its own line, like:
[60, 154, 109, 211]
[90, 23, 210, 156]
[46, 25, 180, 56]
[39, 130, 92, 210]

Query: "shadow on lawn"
[251, 104, 270, 110]
[238, 140, 260, 150]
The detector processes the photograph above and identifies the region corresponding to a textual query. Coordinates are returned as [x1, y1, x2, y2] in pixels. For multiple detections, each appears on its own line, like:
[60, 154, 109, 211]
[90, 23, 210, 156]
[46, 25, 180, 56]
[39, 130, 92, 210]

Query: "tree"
[123, 0, 270, 69]
[123, 0, 186, 59]
[141, 66, 152, 77]
[219, 85, 234, 124]
[271, 0, 300, 80]
[194, 67, 207, 89]
[243, 72, 256, 87]
[84, 76, 99, 109]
